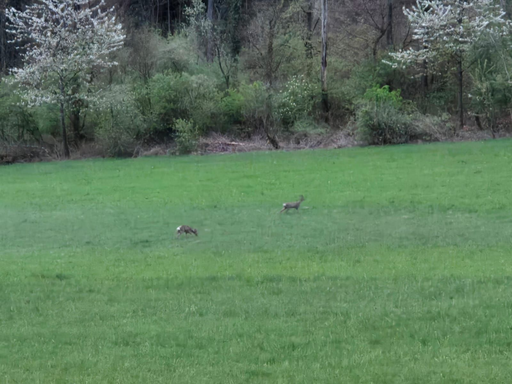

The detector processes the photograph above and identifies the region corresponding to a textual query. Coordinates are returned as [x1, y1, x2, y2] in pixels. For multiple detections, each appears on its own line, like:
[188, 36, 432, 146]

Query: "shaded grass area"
[1, 140, 512, 383]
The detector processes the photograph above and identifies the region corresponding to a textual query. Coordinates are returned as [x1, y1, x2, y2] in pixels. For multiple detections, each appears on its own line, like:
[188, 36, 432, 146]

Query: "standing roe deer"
[176, 225, 198, 237]
[279, 195, 305, 213]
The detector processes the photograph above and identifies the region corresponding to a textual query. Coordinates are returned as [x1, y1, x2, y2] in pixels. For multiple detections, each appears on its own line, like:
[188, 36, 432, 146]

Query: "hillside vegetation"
[2, 0, 512, 161]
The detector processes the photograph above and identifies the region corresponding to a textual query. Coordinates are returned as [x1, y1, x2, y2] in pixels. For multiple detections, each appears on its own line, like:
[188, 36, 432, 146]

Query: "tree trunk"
[457, 54, 463, 132]
[167, 0, 171, 35]
[262, 118, 279, 149]
[456, 0, 463, 132]
[475, 114, 483, 130]
[372, 29, 386, 60]
[306, 0, 313, 55]
[266, 20, 275, 87]
[321, 0, 329, 114]
[422, 59, 428, 95]
[386, 0, 393, 48]
[0, 6, 6, 75]
[421, 43, 428, 95]
[216, 46, 231, 90]
[304, 0, 313, 75]
[157, 0, 160, 27]
[500, 0, 508, 18]
[59, 79, 70, 158]
[262, 94, 279, 149]
[70, 106, 82, 145]
[206, 0, 214, 63]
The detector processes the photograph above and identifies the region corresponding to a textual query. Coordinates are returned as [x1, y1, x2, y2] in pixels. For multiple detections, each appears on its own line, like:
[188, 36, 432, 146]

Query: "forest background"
[1, 0, 511, 162]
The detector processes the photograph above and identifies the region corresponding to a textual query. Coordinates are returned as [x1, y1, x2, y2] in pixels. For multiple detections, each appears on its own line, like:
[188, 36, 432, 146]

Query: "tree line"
[1, 0, 512, 161]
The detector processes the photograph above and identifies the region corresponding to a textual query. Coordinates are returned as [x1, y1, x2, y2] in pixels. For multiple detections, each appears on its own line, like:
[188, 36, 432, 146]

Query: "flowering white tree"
[6, 0, 125, 157]
[387, 0, 510, 130]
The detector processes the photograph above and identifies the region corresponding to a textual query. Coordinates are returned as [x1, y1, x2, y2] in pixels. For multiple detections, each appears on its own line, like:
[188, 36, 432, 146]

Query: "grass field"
[1, 140, 512, 383]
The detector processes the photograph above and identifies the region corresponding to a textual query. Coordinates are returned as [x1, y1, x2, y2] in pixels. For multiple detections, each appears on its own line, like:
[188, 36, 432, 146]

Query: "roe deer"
[176, 225, 198, 237]
[279, 195, 305, 213]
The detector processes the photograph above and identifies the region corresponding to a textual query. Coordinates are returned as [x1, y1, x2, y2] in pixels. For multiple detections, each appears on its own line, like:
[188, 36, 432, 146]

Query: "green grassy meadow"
[1, 140, 512, 383]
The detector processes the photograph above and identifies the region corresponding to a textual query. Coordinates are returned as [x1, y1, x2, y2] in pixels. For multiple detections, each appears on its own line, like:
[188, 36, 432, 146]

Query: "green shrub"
[174, 118, 199, 154]
[357, 87, 450, 145]
[356, 85, 417, 145]
[363, 85, 403, 108]
[469, 60, 512, 132]
[289, 117, 328, 145]
[357, 102, 412, 145]
[93, 85, 145, 157]
[220, 88, 245, 126]
[336, 59, 400, 107]
[32, 104, 60, 137]
[410, 113, 452, 141]
[185, 74, 222, 131]
[216, 81, 274, 137]
[292, 117, 327, 135]
[149, 72, 222, 134]
[238, 81, 272, 130]
[276, 75, 316, 127]
[0, 81, 40, 144]
[237, 81, 280, 143]
[164, 32, 198, 74]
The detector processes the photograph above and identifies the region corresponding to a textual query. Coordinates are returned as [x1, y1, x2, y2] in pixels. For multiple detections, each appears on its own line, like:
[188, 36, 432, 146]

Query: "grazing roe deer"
[279, 195, 305, 213]
[176, 225, 198, 237]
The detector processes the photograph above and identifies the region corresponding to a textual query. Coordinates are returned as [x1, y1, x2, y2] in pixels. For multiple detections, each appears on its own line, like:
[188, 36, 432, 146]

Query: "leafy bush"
[0, 81, 40, 144]
[32, 104, 60, 137]
[220, 88, 245, 126]
[358, 84, 452, 144]
[289, 117, 328, 145]
[356, 85, 419, 145]
[417, 89, 455, 115]
[469, 60, 512, 132]
[163, 32, 198, 74]
[333, 58, 405, 113]
[234, 81, 281, 146]
[93, 85, 145, 157]
[174, 118, 199, 154]
[292, 117, 327, 135]
[236, 81, 267, 127]
[276, 75, 316, 127]
[363, 85, 403, 108]
[411, 113, 452, 141]
[357, 101, 413, 145]
[238, 81, 277, 132]
[184, 74, 222, 131]
[149, 72, 222, 134]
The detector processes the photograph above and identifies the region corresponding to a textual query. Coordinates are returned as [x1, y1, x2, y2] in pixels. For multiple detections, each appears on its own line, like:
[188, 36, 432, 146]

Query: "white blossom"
[6, 0, 125, 107]
[388, 0, 511, 70]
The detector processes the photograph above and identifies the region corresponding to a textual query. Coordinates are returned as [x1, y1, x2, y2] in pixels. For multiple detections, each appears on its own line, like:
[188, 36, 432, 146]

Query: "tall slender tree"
[387, 0, 393, 48]
[0, 1, 6, 75]
[321, 0, 328, 114]
[206, 0, 214, 62]
[305, 0, 313, 56]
